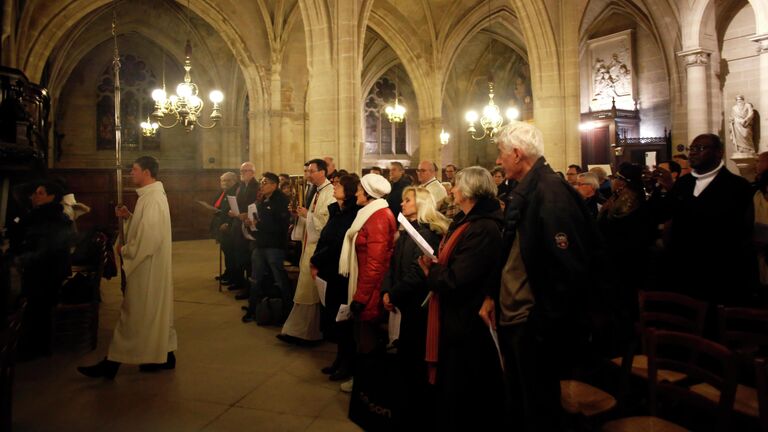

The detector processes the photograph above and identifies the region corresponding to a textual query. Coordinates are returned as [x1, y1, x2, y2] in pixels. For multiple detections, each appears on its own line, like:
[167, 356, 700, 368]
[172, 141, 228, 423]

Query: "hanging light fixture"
[384, 65, 406, 123]
[440, 128, 450, 145]
[145, 0, 223, 134]
[465, 0, 519, 142]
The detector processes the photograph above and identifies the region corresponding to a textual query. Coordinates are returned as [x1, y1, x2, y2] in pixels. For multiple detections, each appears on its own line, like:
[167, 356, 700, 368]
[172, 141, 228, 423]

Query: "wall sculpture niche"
[587, 30, 636, 111]
[96, 54, 160, 151]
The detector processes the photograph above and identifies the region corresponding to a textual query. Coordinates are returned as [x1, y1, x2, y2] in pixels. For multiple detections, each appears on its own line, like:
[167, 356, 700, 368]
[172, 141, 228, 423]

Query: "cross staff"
[112, 7, 127, 290]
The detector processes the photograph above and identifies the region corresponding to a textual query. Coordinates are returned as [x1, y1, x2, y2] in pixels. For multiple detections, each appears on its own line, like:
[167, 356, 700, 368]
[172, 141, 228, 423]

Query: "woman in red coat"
[339, 173, 397, 355]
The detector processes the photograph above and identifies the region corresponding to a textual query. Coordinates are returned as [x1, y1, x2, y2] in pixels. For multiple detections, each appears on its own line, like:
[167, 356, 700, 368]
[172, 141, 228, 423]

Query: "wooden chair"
[756, 358, 768, 432]
[51, 232, 109, 352]
[695, 306, 768, 422]
[0, 300, 27, 432]
[603, 329, 738, 432]
[612, 291, 708, 383]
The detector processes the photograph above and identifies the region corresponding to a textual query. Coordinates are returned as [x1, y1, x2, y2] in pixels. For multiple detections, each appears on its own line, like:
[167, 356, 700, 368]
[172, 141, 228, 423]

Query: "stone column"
[418, 117, 442, 165]
[268, 63, 282, 172]
[751, 34, 768, 154]
[677, 49, 711, 142]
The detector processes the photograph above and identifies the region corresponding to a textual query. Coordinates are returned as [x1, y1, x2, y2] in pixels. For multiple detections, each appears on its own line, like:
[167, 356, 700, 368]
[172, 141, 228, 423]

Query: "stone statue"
[730, 95, 756, 156]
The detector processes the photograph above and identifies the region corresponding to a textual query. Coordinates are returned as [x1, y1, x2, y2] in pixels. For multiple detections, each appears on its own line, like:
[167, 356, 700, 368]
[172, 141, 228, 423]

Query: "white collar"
[422, 177, 438, 186]
[691, 161, 724, 180]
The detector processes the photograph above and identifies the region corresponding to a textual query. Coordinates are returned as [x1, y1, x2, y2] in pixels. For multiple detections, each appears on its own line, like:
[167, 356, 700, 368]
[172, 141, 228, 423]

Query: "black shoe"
[329, 369, 351, 381]
[276, 334, 301, 345]
[242, 312, 254, 323]
[234, 291, 249, 300]
[77, 358, 120, 379]
[139, 352, 176, 372]
[226, 283, 241, 291]
[321, 358, 340, 375]
[241, 305, 250, 312]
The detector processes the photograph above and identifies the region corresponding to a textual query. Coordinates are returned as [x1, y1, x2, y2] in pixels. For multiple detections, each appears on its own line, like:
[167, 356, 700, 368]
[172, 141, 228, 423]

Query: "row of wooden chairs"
[560, 291, 768, 431]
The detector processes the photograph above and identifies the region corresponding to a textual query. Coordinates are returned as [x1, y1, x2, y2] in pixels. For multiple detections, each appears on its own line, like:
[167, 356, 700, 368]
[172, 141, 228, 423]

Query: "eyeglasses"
[260, 179, 274, 185]
[689, 144, 716, 152]
[416, 169, 429, 173]
[576, 182, 594, 187]
[240, 169, 253, 173]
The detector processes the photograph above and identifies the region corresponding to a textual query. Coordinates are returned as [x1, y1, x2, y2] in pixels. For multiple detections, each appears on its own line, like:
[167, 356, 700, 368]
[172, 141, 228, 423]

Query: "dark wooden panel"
[49, 169, 223, 241]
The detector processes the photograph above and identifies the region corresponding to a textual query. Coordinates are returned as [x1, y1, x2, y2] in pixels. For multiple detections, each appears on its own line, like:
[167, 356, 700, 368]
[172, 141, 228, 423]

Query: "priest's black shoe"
[77, 358, 120, 379]
[139, 352, 176, 372]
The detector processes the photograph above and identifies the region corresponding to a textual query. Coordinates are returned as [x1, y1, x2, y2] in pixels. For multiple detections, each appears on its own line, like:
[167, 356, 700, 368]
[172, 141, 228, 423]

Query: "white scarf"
[338, 198, 389, 303]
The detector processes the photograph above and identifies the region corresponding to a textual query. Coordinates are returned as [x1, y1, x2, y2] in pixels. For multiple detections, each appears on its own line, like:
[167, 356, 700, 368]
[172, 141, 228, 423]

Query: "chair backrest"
[646, 329, 737, 431]
[639, 291, 708, 335]
[756, 358, 768, 432]
[717, 306, 768, 354]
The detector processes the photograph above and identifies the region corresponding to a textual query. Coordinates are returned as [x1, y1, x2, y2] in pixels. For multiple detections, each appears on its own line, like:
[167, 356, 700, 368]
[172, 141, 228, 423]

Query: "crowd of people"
[206, 123, 766, 430]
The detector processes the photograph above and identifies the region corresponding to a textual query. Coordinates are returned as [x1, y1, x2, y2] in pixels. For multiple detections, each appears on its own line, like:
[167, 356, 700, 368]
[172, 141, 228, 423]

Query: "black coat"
[254, 190, 290, 249]
[311, 202, 360, 334]
[387, 176, 412, 217]
[503, 157, 605, 340]
[209, 190, 232, 241]
[664, 168, 756, 305]
[382, 221, 441, 358]
[425, 197, 505, 430]
[14, 202, 73, 304]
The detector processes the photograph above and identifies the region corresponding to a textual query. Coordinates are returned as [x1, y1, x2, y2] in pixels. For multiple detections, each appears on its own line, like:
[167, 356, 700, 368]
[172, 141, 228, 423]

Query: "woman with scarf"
[381, 186, 450, 428]
[338, 173, 397, 386]
[417, 166, 505, 431]
[310, 174, 360, 381]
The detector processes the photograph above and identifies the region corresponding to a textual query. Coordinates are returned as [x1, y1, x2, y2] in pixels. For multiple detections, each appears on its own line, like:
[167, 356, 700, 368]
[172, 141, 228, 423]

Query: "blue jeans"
[249, 248, 292, 309]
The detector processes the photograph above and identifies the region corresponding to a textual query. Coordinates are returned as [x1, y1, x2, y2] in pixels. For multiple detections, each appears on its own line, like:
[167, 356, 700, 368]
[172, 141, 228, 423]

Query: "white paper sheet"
[226, 195, 240, 215]
[315, 276, 327, 306]
[335, 304, 352, 322]
[247, 203, 258, 232]
[388, 308, 402, 346]
[290, 217, 305, 241]
[397, 213, 437, 261]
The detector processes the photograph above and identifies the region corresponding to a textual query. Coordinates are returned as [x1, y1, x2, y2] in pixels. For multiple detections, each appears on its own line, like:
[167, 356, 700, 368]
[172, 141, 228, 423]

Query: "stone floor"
[13, 239, 361, 432]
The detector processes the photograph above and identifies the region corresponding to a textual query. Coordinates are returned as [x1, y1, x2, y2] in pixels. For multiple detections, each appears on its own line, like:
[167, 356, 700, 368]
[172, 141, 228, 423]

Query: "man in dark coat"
[242, 172, 291, 322]
[654, 133, 757, 310]
[226, 162, 260, 292]
[210, 172, 238, 283]
[487, 122, 604, 432]
[13, 180, 73, 358]
[387, 161, 412, 217]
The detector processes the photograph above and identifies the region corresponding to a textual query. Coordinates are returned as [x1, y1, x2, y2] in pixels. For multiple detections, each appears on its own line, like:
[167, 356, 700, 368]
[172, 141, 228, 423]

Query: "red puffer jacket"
[353, 207, 397, 321]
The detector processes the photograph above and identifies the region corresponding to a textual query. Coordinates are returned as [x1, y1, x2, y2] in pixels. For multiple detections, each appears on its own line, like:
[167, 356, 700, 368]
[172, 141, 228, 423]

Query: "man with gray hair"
[576, 172, 601, 219]
[479, 121, 604, 431]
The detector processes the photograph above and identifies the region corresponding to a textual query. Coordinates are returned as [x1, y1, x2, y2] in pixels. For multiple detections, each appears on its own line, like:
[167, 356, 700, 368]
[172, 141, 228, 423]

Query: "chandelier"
[143, 1, 223, 135]
[465, 79, 519, 141]
[384, 67, 406, 123]
[464, 0, 519, 142]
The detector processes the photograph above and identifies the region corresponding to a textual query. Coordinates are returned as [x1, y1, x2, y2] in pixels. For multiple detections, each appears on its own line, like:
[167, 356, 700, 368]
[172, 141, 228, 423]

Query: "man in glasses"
[227, 162, 260, 293]
[653, 134, 756, 320]
[242, 172, 292, 324]
[417, 160, 447, 203]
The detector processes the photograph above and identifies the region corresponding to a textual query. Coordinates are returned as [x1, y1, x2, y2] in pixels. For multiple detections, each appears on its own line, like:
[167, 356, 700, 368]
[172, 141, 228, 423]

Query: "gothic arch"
[16, 0, 266, 117]
[686, 0, 768, 49]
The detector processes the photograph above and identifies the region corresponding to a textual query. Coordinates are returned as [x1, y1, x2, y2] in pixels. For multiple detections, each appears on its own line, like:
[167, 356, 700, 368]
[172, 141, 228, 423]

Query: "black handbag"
[348, 348, 403, 431]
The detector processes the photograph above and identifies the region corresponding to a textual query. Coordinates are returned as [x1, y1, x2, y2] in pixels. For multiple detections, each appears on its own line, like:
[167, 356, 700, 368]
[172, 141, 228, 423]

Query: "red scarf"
[425, 222, 471, 384]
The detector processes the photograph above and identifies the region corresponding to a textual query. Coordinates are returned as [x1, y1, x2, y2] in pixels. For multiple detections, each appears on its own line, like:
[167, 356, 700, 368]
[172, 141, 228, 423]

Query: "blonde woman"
[381, 186, 449, 427]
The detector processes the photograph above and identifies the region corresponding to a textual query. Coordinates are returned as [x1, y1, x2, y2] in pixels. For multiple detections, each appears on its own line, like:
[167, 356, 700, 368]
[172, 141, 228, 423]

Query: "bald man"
[226, 162, 260, 292]
[417, 160, 447, 203]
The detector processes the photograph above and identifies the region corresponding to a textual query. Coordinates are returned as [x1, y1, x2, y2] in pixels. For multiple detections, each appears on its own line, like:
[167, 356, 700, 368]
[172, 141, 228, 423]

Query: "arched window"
[96, 54, 160, 151]
[364, 77, 407, 156]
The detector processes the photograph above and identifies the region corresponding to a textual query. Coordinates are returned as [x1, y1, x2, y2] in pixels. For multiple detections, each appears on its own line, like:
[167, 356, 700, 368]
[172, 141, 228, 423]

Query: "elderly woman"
[339, 173, 397, 351]
[381, 186, 450, 427]
[417, 166, 505, 431]
[310, 175, 360, 381]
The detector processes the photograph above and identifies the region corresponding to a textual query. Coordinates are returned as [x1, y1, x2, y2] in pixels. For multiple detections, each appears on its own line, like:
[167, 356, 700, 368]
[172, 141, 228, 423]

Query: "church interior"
[2, 0, 768, 431]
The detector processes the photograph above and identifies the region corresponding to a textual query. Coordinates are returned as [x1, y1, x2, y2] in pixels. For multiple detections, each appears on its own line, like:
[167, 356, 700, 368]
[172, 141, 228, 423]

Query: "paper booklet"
[315, 277, 327, 306]
[226, 196, 240, 215]
[397, 212, 437, 261]
[195, 200, 218, 212]
[335, 304, 352, 322]
[247, 203, 258, 232]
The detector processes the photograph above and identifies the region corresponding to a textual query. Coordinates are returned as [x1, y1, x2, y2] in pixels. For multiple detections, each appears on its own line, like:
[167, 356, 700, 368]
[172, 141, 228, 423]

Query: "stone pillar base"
[731, 155, 757, 180]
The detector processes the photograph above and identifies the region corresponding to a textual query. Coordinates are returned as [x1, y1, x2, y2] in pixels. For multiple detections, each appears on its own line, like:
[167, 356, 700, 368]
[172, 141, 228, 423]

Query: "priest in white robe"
[78, 156, 177, 379]
[278, 158, 335, 344]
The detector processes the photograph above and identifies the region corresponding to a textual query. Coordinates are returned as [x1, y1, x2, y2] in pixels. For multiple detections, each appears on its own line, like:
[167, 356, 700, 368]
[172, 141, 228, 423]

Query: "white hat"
[360, 173, 391, 199]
